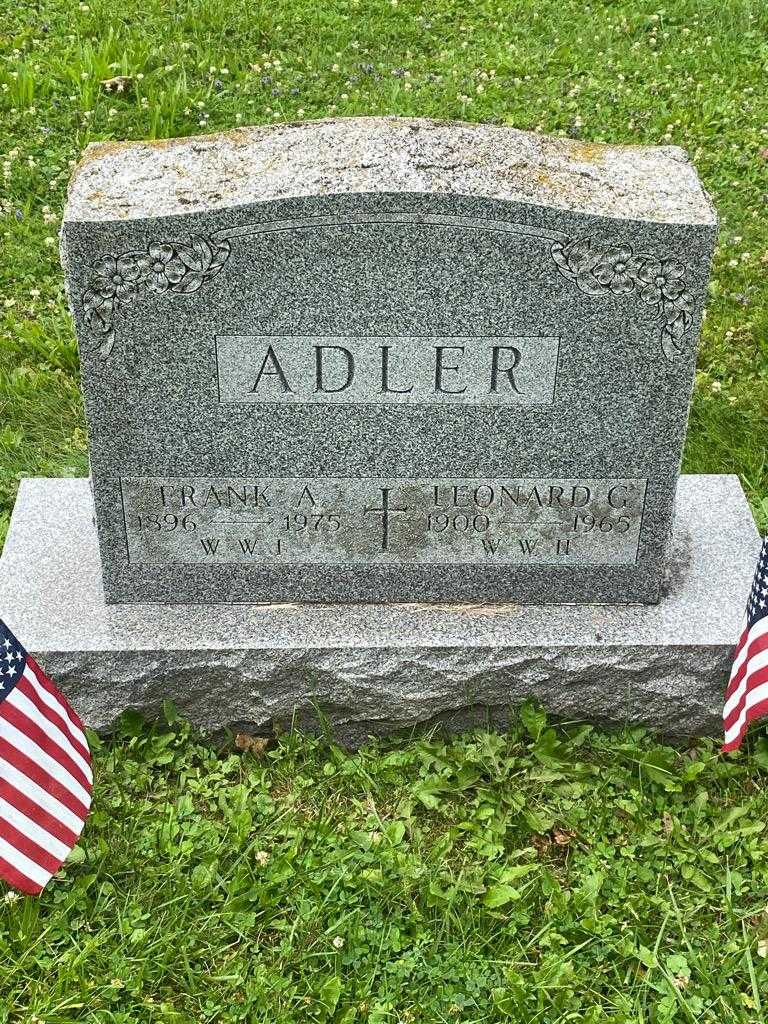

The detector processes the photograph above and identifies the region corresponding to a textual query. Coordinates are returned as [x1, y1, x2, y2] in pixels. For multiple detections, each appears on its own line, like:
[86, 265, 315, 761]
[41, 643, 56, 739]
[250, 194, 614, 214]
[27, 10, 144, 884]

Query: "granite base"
[0, 476, 759, 744]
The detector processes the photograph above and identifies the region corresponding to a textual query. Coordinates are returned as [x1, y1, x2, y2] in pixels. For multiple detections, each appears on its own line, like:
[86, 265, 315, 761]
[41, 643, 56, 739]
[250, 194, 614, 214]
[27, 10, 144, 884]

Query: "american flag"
[0, 619, 92, 894]
[723, 537, 768, 752]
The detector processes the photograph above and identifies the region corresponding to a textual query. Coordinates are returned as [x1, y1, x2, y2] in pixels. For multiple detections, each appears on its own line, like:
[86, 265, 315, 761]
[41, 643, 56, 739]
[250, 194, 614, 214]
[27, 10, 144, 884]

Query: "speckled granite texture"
[66, 118, 715, 224]
[0, 476, 758, 743]
[61, 118, 718, 604]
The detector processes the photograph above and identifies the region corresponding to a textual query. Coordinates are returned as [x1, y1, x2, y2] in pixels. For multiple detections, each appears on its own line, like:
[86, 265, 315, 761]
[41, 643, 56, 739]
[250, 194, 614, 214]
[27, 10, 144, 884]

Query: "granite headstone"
[60, 118, 717, 604]
[0, 119, 760, 742]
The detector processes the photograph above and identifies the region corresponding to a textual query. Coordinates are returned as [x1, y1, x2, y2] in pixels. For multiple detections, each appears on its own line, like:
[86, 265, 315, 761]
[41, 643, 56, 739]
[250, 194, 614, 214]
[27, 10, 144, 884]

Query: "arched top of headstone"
[65, 117, 716, 225]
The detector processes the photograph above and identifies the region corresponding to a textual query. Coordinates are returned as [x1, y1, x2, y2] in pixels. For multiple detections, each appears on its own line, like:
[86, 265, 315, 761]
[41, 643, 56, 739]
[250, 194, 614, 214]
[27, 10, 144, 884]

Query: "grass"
[1, 1, 768, 1019]
[0, 0, 767, 540]
[2, 708, 768, 1023]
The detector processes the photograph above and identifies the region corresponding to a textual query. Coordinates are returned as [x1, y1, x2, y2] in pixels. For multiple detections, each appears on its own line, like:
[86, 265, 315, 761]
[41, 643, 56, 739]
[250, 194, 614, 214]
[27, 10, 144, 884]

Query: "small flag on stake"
[0, 618, 92, 894]
[723, 537, 768, 752]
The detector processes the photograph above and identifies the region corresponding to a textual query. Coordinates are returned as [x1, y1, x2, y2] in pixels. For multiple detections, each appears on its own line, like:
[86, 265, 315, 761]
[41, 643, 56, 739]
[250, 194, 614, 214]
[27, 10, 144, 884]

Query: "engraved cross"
[364, 487, 408, 552]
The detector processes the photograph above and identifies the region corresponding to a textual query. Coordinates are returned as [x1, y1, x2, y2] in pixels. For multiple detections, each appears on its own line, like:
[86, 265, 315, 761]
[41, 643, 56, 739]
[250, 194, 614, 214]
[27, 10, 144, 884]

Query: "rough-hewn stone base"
[0, 476, 759, 744]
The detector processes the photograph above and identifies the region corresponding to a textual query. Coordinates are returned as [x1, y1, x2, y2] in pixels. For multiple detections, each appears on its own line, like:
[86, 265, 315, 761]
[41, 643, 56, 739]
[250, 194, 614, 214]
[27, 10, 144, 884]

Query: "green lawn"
[1, 1, 768, 1020]
[1, 0, 767, 542]
[2, 710, 768, 1023]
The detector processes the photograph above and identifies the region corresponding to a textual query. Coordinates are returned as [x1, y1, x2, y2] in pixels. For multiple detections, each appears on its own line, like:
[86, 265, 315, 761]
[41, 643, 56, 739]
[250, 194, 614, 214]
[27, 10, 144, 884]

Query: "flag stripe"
[2, 694, 93, 792]
[0, 813, 62, 875]
[0, 719, 92, 809]
[724, 672, 768, 746]
[723, 696, 768, 752]
[22, 664, 90, 761]
[0, 779, 79, 848]
[0, 621, 92, 896]
[724, 640, 768, 722]
[0, 795, 71, 861]
[26, 658, 87, 735]
[722, 537, 768, 752]
[16, 672, 91, 771]
[725, 621, 751, 698]
[726, 619, 768, 695]
[0, 834, 51, 890]
[0, 853, 43, 896]
[0, 752, 89, 832]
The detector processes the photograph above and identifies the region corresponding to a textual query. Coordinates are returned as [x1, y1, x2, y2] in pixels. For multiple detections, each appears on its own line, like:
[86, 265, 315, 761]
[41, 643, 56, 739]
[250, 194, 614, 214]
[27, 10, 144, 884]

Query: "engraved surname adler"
[248, 342, 522, 396]
[215, 336, 561, 406]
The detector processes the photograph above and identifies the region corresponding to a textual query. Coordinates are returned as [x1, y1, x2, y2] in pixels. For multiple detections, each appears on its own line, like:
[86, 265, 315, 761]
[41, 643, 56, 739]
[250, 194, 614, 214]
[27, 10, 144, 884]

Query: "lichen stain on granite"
[562, 140, 608, 165]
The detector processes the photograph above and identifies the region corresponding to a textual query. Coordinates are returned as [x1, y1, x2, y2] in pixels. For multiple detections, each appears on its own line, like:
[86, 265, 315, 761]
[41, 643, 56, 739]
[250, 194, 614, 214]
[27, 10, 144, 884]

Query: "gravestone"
[0, 118, 761, 742]
[59, 118, 716, 605]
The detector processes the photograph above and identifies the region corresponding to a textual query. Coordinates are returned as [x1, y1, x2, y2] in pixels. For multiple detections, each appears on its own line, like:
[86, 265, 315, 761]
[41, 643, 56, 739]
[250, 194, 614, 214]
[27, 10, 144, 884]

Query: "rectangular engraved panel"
[215, 336, 560, 405]
[121, 477, 646, 566]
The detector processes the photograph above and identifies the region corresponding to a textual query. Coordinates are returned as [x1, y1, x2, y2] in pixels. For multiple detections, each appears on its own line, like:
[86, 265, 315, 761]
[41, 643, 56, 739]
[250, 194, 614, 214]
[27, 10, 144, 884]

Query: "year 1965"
[572, 513, 632, 534]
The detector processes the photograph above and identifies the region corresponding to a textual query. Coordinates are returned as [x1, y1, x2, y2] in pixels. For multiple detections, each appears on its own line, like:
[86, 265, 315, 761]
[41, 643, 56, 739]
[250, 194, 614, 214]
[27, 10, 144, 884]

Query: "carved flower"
[593, 247, 644, 294]
[89, 254, 144, 302]
[636, 258, 686, 304]
[145, 243, 186, 293]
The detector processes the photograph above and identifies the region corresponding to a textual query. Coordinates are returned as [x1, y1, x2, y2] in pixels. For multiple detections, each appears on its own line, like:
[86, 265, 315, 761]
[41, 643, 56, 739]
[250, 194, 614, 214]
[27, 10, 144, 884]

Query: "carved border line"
[80, 214, 694, 362]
